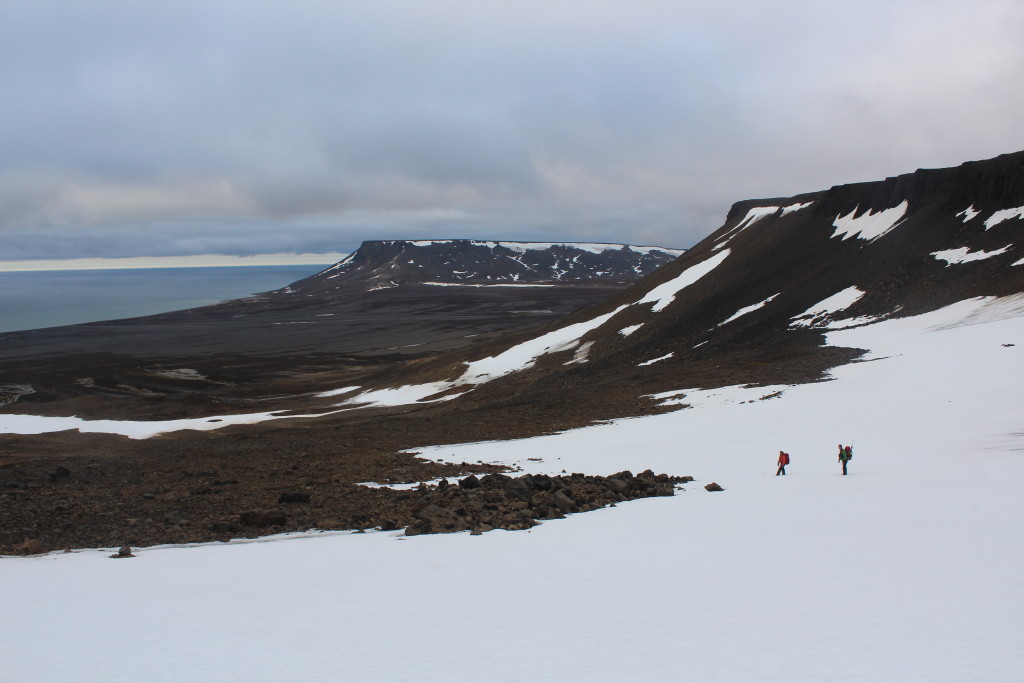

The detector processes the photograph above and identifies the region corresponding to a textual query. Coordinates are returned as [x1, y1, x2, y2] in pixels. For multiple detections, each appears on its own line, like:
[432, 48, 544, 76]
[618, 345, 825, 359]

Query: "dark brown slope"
[0, 241, 683, 419]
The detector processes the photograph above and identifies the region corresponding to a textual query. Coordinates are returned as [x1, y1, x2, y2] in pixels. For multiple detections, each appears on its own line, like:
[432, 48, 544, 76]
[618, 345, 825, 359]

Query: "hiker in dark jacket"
[838, 444, 852, 475]
[776, 450, 790, 476]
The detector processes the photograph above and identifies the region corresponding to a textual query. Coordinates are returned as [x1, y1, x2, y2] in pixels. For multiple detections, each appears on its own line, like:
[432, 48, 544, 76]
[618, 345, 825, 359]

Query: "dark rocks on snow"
[704, 482, 725, 492]
[110, 545, 134, 559]
[404, 469, 688, 537]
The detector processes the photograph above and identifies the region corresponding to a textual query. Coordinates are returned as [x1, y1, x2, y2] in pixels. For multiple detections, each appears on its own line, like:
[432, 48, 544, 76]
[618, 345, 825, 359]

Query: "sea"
[0, 264, 330, 334]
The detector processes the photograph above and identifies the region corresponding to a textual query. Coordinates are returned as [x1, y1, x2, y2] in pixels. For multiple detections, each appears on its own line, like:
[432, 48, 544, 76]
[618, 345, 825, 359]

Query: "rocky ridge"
[291, 239, 686, 293]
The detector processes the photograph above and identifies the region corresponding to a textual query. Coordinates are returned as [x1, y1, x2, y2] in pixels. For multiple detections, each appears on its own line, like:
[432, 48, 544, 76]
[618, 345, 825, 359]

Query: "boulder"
[704, 482, 724, 492]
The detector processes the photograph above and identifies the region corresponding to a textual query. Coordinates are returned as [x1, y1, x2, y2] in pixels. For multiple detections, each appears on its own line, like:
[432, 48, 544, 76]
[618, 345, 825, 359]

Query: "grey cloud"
[2, 1, 1024, 260]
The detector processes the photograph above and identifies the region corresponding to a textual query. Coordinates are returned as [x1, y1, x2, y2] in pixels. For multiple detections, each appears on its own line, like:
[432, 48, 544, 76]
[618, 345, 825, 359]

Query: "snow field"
[4, 296, 1024, 682]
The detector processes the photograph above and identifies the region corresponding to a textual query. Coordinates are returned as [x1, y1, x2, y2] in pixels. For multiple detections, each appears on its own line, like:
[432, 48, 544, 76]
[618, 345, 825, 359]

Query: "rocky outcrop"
[404, 470, 691, 536]
[290, 240, 686, 293]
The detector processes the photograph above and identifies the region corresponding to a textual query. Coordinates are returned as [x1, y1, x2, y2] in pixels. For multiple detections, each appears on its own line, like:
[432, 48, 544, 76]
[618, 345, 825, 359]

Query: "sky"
[2, 0, 1023, 261]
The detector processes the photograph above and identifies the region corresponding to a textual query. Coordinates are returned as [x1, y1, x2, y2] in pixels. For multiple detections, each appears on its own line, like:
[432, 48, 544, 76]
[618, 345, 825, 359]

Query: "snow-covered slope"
[4, 294, 1023, 683]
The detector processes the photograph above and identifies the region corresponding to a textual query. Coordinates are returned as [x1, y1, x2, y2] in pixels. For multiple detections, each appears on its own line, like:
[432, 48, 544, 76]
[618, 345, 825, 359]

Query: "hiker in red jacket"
[776, 450, 790, 476]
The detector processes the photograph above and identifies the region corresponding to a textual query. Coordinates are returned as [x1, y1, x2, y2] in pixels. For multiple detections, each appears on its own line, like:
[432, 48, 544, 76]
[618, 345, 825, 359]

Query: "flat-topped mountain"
[285, 240, 685, 294]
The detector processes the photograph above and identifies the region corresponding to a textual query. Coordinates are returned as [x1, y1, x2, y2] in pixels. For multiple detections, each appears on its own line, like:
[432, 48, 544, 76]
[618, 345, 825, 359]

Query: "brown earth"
[0, 313, 857, 554]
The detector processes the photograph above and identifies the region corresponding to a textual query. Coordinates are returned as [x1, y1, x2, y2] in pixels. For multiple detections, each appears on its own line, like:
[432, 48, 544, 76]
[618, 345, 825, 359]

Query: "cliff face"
[286, 240, 686, 293]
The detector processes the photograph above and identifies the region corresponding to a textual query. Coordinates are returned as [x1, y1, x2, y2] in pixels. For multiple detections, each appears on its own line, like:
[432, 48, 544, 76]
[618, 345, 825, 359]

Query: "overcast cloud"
[2, 0, 1023, 259]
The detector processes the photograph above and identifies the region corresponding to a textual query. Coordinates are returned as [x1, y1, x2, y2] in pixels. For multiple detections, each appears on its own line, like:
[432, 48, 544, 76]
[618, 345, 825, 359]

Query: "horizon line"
[0, 252, 350, 272]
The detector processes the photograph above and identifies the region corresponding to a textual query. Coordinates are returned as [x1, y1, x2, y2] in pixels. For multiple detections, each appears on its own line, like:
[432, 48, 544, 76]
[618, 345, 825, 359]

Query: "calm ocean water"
[0, 264, 329, 334]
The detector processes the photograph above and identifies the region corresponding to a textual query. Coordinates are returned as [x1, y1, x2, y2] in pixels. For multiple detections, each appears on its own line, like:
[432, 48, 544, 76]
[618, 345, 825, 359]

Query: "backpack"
[845, 447, 853, 461]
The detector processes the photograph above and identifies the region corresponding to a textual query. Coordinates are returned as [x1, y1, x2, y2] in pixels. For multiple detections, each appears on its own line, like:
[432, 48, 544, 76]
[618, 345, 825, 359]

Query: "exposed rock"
[48, 466, 72, 482]
[240, 510, 288, 527]
[316, 518, 346, 530]
[12, 538, 44, 555]
[278, 492, 311, 504]
[164, 510, 186, 526]
[404, 470, 689, 536]
[109, 545, 134, 559]
[704, 482, 724, 492]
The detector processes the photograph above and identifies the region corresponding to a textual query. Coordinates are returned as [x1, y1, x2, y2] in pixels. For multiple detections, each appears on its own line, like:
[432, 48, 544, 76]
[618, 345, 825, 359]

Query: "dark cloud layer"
[2, 0, 1023, 259]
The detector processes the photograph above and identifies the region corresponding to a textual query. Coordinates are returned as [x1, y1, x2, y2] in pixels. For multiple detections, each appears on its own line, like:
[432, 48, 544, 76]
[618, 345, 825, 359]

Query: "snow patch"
[618, 324, 643, 337]
[983, 206, 1024, 230]
[152, 368, 207, 381]
[636, 250, 730, 313]
[564, 341, 595, 365]
[421, 282, 555, 288]
[460, 305, 629, 382]
[831, 201, 909, 241]
[718, 294, 780, 326]
[0, 407, 349, 439]
[781, 201, 813, 216]
[315, 385, 361, 398]
[790, 286, 866, 328]
[957, 205, 980, 222]
[340, 382, 462, 408]
[931, 245, 1011, 265]
[638, 352, 674, 366]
